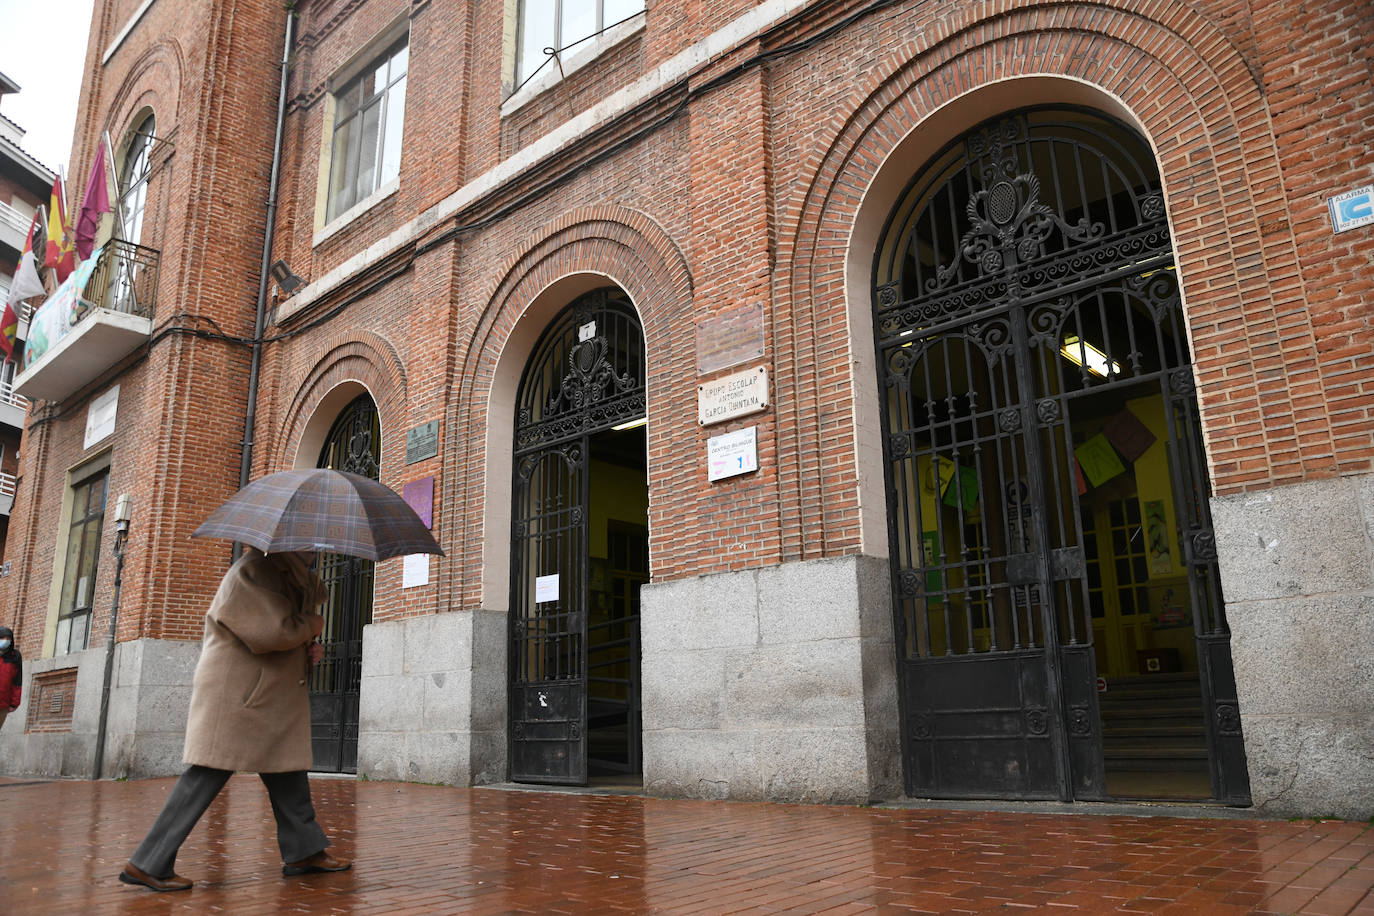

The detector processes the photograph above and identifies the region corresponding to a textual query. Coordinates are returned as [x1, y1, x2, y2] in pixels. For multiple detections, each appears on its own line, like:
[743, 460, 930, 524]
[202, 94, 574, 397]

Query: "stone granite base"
[0, 638, 199, 779]
[1212, 473, 1374, 820]
[639, 554, 899, 805]
[356, 609, 506, 786]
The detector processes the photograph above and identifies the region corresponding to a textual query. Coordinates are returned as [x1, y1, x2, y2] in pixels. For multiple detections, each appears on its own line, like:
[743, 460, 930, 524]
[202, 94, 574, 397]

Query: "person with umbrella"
[119, 469, 442, 892]
[118, 547, 350, 891]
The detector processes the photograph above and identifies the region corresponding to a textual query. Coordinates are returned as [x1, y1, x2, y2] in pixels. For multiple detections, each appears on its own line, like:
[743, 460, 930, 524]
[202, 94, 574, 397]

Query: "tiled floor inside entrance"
[1, 775, 1370, 914]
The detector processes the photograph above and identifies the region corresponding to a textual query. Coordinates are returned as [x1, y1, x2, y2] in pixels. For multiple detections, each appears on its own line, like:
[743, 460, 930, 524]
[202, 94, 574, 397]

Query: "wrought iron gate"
[310, 394, 379, 773]
[874, 108, 1249, 803]
[510, 290, 645, 784]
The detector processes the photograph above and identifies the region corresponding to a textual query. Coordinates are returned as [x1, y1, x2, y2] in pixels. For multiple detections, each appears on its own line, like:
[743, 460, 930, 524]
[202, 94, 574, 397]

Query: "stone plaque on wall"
[698, 366, 769, 426]
[696, 304, 764, 375]
[405, 420, 439, 464]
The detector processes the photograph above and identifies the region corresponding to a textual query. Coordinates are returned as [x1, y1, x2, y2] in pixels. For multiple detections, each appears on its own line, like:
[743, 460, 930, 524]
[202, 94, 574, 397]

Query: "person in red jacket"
[0, 625, 20, 731]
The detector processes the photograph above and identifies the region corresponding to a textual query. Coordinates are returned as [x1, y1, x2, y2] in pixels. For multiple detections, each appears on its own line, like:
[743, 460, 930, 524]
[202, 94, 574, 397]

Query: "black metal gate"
[310, 394, 379, 773]
[509, 290, 645, 784]
[874, 108, 1249, 803]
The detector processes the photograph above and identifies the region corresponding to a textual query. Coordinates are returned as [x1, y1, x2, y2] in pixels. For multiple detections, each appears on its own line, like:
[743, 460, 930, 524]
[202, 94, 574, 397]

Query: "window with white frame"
[327, 38, 408, 222]
[120, 114, 155, 245]
[516, 0, 644, 86]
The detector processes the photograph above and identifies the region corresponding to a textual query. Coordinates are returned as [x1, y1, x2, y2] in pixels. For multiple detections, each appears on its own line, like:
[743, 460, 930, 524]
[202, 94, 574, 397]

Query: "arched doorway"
[873, 107, 1250, 803]
[509, 288, 648, 786]
[310, 392, 380, 773]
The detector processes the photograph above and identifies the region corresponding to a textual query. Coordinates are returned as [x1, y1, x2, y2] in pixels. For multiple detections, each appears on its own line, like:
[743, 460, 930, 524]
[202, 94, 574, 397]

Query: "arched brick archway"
[273, 330, 408, 475]
[447, 207, 691, 613]
[777, 1, 1333, 563]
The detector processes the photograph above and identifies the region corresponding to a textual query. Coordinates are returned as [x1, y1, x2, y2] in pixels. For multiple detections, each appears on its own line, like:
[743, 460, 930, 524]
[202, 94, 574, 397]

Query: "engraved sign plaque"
[698, 366, 769, 426]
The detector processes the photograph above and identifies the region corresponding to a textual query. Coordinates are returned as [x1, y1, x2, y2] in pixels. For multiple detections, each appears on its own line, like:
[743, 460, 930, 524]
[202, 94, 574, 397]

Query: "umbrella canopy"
[193, 468, 444, 560]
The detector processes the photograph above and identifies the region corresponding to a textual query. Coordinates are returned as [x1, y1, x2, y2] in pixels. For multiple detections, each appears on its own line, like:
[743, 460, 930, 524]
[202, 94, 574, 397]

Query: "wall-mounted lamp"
[114, 493, 132, 539]
[269, 259, 307, 296]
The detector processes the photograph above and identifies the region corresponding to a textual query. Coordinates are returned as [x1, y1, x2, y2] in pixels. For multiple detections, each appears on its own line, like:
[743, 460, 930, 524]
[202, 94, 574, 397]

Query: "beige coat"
[183, 549, 327, 773]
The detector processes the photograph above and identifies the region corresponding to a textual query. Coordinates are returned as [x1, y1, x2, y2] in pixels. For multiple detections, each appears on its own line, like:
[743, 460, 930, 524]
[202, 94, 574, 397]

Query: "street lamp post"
[92, 494, 132, 780]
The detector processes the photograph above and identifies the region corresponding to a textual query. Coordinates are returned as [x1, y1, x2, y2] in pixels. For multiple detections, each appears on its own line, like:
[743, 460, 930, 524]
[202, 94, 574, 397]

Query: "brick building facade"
[0, 0, 1370, 819]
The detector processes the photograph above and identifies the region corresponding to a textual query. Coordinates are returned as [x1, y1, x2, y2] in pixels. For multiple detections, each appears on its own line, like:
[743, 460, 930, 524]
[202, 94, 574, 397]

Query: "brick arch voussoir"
[274, 330, 408, 471]
[105, 40, 187, 144]
[462, 207, 691, 410]
[789, 2, 1263, 270]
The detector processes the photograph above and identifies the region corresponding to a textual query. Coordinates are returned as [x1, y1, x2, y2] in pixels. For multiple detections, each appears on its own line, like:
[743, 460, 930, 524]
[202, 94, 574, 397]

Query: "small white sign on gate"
[535, 573, 560, 603]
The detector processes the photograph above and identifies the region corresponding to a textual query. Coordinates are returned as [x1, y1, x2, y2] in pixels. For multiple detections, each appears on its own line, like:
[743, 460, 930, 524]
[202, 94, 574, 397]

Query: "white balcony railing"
[0, 380, 26, 410]
[0, 470, 15, 516]
[0, 200, 35, 253]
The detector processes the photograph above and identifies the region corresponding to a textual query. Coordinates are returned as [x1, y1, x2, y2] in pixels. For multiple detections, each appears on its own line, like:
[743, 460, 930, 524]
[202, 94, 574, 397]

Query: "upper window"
[516, 0, 644, 86]
[327, 38, 408, 222]
[119, 115, 155, 245]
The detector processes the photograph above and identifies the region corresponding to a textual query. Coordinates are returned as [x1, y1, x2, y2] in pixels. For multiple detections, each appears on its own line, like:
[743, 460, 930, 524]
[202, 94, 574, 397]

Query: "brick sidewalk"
[0, 775, 1370, 914]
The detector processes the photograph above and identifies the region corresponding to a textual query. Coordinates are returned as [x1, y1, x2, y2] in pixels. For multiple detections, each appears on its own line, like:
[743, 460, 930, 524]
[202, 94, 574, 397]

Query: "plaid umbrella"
[192, 468, 444, 560]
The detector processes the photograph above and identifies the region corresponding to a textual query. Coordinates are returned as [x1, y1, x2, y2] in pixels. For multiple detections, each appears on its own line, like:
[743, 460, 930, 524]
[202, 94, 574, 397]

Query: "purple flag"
[75, 138, 111, 260]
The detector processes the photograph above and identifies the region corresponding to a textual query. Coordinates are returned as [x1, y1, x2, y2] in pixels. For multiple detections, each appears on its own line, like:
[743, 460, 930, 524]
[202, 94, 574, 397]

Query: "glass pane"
[355, 101, 382, 203]
[337, 80, 362, 119]
[60, 530, 83, 610]
[55, 617, 71, 656]
[71, 612, 90, 652]
[371, 60, 389, 97]
[519, 0, 557, 83]
[380, 79, 406, 185]
[390, 42, 408, 79]
[561, 0, 596, 48]
[602, 0, 643, 26]
[78, 519, 103, 605]
[90, 476, 108, 513]
[329, 116, 357, 218]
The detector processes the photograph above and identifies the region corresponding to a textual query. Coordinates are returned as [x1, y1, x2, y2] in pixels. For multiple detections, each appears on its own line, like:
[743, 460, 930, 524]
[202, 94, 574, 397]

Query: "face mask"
[0, 640, 10, 651]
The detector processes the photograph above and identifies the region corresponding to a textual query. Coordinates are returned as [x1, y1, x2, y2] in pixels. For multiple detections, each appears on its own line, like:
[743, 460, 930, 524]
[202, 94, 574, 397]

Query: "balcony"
[13, 240, 159, 403]
[0, 470, 14, 516]
[0, 199, 33, 256]
[0, 378, 26, 429]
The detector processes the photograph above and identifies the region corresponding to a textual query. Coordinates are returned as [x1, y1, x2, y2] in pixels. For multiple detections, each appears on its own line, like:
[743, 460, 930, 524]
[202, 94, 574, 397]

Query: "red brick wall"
[1, 0, 290, 657]
[4, 0, 1372, 649]
[262, 0, 1374, 601]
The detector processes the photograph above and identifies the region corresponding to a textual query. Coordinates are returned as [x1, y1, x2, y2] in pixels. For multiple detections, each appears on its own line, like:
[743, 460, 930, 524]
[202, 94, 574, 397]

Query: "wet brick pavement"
[0, 775, 1370, 914]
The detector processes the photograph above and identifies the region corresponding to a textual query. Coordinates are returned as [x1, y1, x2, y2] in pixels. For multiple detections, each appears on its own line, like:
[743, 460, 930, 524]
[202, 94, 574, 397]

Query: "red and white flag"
[2, 209, 46, 359]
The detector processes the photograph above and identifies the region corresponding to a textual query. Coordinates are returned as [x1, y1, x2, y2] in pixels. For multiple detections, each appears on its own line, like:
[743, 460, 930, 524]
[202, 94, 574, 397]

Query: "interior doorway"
[310, 392, 378, 773]
[508, 288, 648, 787]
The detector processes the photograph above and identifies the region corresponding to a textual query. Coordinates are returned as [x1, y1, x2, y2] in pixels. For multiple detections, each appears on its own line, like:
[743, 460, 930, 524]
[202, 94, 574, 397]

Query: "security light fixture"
[114, 493, 132, 538]
[270, 259, 307, 295]
[1060, 336, 1120, 378]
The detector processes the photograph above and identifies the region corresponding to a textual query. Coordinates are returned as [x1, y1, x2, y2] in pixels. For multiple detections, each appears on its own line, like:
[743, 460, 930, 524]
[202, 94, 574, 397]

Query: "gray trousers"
[130, 765, 329, 877]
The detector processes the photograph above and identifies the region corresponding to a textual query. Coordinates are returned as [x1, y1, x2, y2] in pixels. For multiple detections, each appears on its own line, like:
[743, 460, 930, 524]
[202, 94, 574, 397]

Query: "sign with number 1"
[707, 426, 759, 482]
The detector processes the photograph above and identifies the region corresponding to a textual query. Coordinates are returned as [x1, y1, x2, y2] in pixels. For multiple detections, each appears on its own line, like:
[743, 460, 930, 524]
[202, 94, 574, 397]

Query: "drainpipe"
[239, 8, 295, 497]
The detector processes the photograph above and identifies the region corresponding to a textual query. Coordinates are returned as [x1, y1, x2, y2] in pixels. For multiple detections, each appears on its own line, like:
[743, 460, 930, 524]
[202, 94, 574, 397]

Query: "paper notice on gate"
[535, 574, 559, 603]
